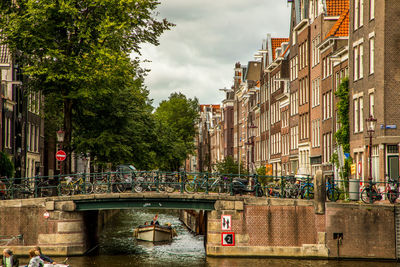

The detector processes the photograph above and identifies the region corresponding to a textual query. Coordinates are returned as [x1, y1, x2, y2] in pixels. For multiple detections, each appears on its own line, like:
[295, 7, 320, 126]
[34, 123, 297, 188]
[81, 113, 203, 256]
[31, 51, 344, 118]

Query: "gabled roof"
[245, 61, 261, 81]
[271, 38, 289, 60]
[326, 0, 349, 17]
[325, 8, 349, 40]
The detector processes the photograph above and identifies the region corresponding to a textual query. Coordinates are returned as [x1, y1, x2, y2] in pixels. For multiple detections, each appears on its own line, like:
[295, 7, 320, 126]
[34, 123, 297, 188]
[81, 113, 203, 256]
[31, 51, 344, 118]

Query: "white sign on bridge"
[221, 215, 232, 230]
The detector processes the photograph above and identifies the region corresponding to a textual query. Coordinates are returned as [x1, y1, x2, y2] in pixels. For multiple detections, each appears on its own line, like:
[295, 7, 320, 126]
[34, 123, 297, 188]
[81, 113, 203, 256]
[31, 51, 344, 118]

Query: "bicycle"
[360, 178, 398, 204]
[184, 174, 227, 194]
[60, 175, 94, 196]
[93, 173, 126, 193]
[133, 174, 175, 193]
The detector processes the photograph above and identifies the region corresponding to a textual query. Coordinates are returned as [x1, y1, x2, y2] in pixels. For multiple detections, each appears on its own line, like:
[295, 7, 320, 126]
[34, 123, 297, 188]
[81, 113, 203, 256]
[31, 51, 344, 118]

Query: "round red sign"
[56, 150, 67, 161]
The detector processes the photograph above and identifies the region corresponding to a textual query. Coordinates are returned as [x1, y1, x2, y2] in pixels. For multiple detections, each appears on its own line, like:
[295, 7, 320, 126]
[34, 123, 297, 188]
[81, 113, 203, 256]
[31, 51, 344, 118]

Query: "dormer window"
[276, 48, 281, 59]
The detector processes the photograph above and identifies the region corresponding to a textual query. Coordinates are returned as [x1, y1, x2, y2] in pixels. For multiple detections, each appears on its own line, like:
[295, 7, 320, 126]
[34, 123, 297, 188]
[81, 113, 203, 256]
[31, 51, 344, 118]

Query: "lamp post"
[366, 115, 377, 204]
[56, 129, 65, 175]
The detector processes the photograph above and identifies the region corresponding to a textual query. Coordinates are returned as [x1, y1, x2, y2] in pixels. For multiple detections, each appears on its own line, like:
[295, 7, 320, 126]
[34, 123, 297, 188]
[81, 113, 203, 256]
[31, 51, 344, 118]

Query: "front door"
[388, 156, 399, 181]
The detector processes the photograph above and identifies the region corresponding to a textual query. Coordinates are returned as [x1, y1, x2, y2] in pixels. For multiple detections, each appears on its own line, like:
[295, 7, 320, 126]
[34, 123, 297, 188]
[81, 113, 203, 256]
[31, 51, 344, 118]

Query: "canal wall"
[179, 210, 206, 235]
[206, 199, 397, 260]
[0, 198, 118, 256]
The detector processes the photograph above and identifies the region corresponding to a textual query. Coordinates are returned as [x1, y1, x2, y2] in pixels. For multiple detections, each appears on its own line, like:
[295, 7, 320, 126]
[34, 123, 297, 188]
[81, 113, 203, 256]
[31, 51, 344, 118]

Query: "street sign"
[56, 150, 67, 162]
[221, 232, 235, 246]
[221, 215, 232, 231]
[351, 164, 356, 175]
[265, 164, 272, 176]
[43, 212, 50, 219]
[357, 162, 362, 176]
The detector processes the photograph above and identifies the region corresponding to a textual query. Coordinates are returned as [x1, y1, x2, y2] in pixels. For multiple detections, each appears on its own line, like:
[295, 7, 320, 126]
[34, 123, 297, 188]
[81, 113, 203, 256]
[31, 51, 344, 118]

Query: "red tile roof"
[325, 8, 349, 39]
[326, 0, 349, 16]
[271, 38, 289, 60]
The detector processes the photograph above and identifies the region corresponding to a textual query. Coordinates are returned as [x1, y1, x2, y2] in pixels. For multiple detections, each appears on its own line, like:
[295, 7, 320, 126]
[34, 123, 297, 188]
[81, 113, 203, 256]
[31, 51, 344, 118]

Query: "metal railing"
[0, 172, 398, 204]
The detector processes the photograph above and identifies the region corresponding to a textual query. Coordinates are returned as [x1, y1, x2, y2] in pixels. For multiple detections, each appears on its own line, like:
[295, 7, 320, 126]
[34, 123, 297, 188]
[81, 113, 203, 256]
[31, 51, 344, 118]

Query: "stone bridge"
[0, 192, 398, 260]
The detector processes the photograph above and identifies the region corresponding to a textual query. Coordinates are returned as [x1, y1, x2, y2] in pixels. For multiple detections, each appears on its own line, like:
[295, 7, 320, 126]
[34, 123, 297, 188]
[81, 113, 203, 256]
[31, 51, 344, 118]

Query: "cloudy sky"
[140, 0, 292, 107]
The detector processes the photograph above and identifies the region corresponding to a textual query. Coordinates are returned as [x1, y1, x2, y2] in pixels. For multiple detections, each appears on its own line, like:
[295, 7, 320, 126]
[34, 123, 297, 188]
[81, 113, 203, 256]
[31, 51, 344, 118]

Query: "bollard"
[314, 170, 326, 214]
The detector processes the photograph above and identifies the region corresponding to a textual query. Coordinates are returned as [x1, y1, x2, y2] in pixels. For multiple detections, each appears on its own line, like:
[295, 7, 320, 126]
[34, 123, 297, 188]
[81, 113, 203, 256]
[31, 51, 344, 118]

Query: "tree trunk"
[63, 98, 73, 174]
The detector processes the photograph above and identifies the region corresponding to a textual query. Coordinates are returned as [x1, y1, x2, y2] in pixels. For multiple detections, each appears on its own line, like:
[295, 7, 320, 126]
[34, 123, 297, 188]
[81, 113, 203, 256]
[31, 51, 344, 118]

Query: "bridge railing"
[1, 172, 397, 204]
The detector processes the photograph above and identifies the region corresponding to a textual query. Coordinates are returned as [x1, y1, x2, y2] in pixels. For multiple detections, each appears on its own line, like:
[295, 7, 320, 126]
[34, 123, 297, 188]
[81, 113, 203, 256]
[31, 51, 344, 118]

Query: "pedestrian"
[27, 249, 44, 267]
[0, 248, 19, 267]
[34, 246, 56, 265]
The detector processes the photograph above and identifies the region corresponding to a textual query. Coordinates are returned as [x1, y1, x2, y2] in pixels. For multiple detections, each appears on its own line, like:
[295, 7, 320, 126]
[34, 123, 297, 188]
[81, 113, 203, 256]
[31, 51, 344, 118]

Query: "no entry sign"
[56, 150, 67, 161]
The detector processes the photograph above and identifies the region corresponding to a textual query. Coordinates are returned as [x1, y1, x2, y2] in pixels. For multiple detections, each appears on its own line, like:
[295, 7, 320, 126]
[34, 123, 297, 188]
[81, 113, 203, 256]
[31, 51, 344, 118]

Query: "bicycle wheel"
[38, 181, 51, 197]
[301, 185, 314, 199]
[185, 182, 197, 194]
[60, 182, 72, 196]
[114, 181, 126, 193]
[327, 188, 340, 202]
[84, 182, 94, 194]
[387, 190, 398, 204]
[361, 187, 373, 204]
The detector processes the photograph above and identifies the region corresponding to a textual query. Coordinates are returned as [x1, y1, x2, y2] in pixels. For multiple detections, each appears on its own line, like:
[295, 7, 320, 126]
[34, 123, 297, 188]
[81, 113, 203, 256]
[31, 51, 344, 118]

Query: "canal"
[44, 210, 399, 266]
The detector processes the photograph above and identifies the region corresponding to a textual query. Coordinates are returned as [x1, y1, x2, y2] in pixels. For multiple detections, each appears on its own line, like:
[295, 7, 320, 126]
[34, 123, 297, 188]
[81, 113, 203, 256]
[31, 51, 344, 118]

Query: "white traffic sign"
[221, 232, 235, 246]
[358, 161, 362, 176]
[221, 215, 232, 230]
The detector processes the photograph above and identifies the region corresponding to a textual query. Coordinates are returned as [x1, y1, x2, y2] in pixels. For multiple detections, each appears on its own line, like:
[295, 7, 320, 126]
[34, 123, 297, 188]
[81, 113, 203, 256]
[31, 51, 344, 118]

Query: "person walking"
[27, 249, 44, 267]
[0, 248, 19, 267]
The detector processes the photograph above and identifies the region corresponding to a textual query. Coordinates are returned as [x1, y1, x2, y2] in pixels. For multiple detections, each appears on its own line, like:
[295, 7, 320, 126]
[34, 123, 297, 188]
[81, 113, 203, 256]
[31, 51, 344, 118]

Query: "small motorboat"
[134, 224, 177, 242]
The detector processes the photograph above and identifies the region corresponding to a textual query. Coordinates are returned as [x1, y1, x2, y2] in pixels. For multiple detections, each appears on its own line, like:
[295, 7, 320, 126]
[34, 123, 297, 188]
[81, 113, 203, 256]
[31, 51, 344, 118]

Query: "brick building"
[349, 0, 400, 182]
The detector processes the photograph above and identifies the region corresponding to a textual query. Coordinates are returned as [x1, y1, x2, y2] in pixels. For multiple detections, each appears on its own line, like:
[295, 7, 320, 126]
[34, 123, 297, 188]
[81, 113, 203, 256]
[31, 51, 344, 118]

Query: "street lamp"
[56, 129, 65, 143]
[366, 115, 377, 203]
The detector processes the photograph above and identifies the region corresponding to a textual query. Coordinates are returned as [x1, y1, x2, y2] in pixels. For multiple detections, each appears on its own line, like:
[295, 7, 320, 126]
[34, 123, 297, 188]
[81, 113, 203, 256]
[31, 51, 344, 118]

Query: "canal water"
[45, 209, 399, 267]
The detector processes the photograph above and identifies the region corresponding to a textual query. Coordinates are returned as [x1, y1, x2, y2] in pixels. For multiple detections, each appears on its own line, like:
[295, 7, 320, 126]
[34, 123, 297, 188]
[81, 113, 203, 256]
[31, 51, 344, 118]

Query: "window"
[369, 37, 374, 74]
[354, 98, 359, 133]
[354, 0, 359, 30]
[369, 93, 374, 116]
[359, 97, 364, 132]
[354, 0, 364, 30]
[359, 44, 364, 78]
[290, 92, 298, 115]
[371, 145, 379, 181]
[370, 0, 375, 20]
[353, 96, 364, 133]
[353, 43, 364, 80]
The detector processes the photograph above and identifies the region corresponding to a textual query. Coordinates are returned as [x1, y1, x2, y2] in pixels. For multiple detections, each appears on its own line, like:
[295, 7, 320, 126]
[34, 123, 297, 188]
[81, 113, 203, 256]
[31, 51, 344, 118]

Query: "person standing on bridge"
[0, 248, 19, 267]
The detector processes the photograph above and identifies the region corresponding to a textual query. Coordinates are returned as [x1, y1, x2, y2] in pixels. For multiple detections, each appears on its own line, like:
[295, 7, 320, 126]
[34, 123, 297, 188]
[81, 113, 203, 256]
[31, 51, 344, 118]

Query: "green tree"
[73, 71, 156, 170]
[0, 152, 14, 177]
[153, 93, 199, 171]
[332, 77, 352, 185]
[215, 156, 246, 175]
[0, 0, 173, 172]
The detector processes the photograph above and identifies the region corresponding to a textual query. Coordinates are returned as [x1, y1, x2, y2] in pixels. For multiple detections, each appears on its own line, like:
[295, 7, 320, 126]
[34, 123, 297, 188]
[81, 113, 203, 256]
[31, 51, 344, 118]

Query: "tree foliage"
[334, 77, 350, 153]
[0, 0, 173, 172]
[215, 156, 247, 175]
[0, 152, 14, 177]
[153, 93, 199, 171]
[332, 77, 352, 181]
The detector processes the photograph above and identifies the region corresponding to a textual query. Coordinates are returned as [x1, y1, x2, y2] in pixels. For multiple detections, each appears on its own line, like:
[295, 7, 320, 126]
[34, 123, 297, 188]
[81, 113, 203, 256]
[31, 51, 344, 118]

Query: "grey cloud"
[140, 1, 291, 106]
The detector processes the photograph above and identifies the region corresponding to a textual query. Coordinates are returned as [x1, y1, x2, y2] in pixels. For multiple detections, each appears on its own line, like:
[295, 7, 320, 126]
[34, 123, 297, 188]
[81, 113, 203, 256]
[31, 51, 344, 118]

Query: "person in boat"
[150, 214, 160, 225]
[34, 246, 56, 265]
[0, 248, 19, 267]
[27, 249, 44, 267]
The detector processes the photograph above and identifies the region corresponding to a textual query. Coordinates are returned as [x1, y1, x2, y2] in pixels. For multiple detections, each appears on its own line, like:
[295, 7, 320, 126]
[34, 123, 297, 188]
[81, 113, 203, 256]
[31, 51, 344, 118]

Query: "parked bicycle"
[60, 175, 94, 196]
[360, 177, 398, 204]
[184, 174, 228, 194]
